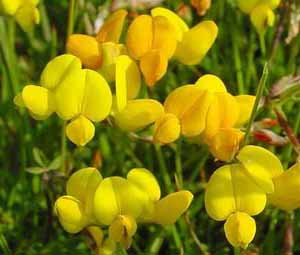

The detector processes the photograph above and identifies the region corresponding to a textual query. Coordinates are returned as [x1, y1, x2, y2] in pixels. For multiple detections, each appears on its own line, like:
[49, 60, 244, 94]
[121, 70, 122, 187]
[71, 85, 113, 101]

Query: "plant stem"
[0, 234, 12, 255]
[67, 0, 76, 39]
[243, 63, 269, 146]
[259, 34, 266, 57]
[61, 121, 67, 175]
[234, 247, 241, 255]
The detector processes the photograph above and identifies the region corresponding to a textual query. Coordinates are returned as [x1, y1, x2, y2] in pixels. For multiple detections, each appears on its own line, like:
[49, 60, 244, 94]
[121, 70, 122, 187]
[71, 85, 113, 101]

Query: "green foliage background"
[0, 0, 300, 254]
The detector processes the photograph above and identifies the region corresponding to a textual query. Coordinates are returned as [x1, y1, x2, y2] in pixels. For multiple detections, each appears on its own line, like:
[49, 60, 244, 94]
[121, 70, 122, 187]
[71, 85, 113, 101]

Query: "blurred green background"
[1, 0, 300, 254]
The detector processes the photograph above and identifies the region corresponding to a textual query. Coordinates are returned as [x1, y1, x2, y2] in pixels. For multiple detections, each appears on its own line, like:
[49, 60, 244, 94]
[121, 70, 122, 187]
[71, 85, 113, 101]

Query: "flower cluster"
[153, 74, 255, 162]
[54, 168, 193, 252]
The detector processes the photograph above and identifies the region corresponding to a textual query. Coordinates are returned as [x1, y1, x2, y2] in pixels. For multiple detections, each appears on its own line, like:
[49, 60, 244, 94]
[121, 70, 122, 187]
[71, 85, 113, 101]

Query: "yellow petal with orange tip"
[152, 15, 177, 59]
[208, 128, 244, 162]
[235, 95, 255, 127]
[269, 162, 300, 211]
[54, 195, 85, 234]
[96, 9, 128, 43]
[114, 99, 164, 132]
[151, 7, 189, 41]
[153, 113, 181, 145]
[21, 85, 55, 119]
[195, 74, 227, 93]
[66, 116, 95, 146]
[108, 215, 137, 249]
[174, 20, 218, 65]
[66, 34, 102, 69]
[224, 212, 256, 248]
[126, 14, 153, 60]
[151, 191, 193, 225]
[140, 50, 168, 87]
[115, 55, 141, 112]
[237, 145, 284, 193]
[81, 69, 112, 122]
[191, 0, 212, 16]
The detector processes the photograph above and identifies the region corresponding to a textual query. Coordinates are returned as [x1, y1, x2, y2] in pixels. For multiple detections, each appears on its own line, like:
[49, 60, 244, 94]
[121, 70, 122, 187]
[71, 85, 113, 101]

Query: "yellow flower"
[205, 145, 283, 247]
[269, 162, 300, 211]
[55, 167, 193, 250]
[191, 0, 211, 16]
[151, 7, 218, 65]
[54, 168, 103, 233]
[153, 74, 255, 157]
[0, 0, 40, 32]
[15, 54, 112, 146]
[67, 9, 128, 70]
[125, 8, 218, 86]
[237, 0, 281, 34]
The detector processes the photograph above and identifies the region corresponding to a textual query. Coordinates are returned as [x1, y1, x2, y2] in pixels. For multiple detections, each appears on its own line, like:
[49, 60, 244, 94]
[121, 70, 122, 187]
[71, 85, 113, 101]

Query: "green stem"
[243, 63, 269, 146]
[233, 28, 245, 94]
[175, 142, 183, 188]
[67, 0, 76, 39]
[234, 247, 241, 255]
[259, 33, 266, 57]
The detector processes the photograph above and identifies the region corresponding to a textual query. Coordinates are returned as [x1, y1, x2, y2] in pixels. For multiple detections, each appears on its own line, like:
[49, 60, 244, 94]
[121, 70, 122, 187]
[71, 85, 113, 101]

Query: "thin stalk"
[259, 34, 266, 57]
[67, 0, 76, 38]
[175, 142, 183, 188]
[233, 27, 245, 94]
[61, 121, 67, 175]
[234, 247, 241, 255]
[243, 63, 269, 146]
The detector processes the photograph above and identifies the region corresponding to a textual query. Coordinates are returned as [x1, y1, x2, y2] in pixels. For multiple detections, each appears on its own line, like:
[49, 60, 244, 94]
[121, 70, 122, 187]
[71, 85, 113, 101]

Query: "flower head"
[15, 54, 112, 146]
[55, 167, 193, 250]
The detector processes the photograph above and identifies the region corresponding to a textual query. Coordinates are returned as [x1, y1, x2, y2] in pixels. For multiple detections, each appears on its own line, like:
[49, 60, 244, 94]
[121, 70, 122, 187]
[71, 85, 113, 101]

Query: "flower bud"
[191, 0, 211, 16]
[153, 113, 181, 144]
[224, 212, 256, 248]
[250, 5, 275, 34]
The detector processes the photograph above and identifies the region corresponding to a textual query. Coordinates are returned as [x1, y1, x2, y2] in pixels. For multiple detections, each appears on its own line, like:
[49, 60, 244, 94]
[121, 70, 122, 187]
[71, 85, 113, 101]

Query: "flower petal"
[14, 3, 39, 32]
[237, 145, 283, 193]
[151, 191, 193, 225]
[205, 164, 266, 221]
[126, 15, 153, 60]
[115, 55, 141, 112]
[54, 195, 85, 234]
[235, 95, 255, 127]
[140, 50, 168, 87]
[153, 113, 181, 145]
[114, 99, 164, 132]
[174, 20, 218, 65]
[0, 0, 22, 15]
[127, 168, 161, 201]
[151, 7, 188, 41]
[224, 212, 256, 248]
[66, 116, 95, 146]
[269, 163, 300, 211]
[152, 15, 177, 59]
[81, 69, 112, 122]
[93, 177, 145, 225]
[67, 34, 102, 69]
[96, 9, 128, 43]
[21, 85, 55, 119]
[40, 54, 82, 90]
[250, 5, 275, 34]
[195, 74, 227, 93]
